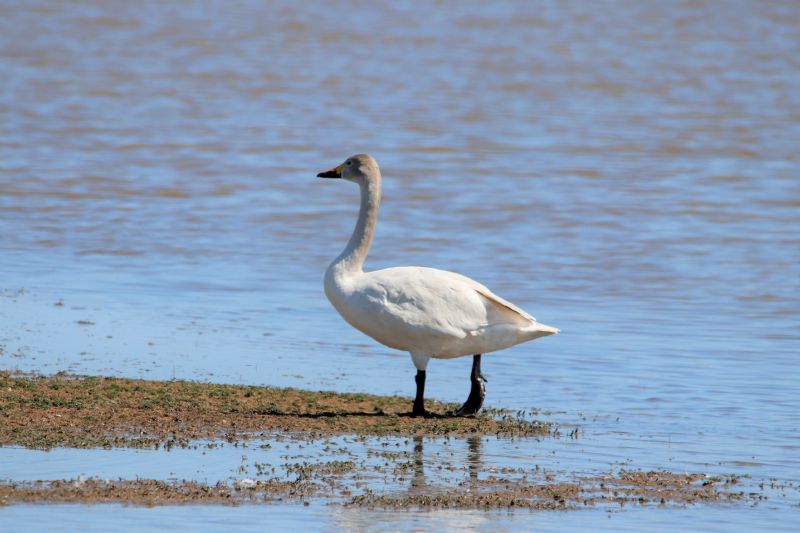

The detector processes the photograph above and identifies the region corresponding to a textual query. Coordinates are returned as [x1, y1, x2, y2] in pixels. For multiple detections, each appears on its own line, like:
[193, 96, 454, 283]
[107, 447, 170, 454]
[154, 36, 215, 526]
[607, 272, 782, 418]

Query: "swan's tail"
[521, 322, 560, 341]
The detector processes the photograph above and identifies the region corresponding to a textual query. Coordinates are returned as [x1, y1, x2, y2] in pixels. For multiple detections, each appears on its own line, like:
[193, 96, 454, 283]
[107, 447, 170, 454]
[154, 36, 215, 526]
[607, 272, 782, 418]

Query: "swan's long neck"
[330, 177, 380, 277]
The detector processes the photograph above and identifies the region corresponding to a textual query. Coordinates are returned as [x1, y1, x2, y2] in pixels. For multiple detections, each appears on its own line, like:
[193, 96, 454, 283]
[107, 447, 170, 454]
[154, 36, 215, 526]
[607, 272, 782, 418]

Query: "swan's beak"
[317, 162, 346, 179]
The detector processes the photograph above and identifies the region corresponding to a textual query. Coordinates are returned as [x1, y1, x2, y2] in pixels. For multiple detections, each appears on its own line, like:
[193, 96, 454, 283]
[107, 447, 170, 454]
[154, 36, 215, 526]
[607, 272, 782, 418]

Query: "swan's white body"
[321, 154, 558, 373]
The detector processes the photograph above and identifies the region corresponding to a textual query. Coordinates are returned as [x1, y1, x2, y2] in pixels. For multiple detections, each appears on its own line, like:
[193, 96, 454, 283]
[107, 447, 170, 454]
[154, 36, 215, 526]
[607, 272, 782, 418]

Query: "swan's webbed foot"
[454, 354, 486, 416]
[454, 377, 485, 415]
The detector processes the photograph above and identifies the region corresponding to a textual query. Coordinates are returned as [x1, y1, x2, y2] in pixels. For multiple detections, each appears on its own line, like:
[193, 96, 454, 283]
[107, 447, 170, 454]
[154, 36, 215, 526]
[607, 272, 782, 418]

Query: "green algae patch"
[0, 371, 552, 449]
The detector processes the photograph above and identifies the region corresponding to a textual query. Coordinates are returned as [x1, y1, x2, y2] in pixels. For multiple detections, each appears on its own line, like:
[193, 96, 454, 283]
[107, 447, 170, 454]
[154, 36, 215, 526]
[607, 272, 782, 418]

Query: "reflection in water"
[409, 435, 483, 494]
[333, 436, 492, 532]
[467, 435, 482, 482]
[410, 436, 426, 493]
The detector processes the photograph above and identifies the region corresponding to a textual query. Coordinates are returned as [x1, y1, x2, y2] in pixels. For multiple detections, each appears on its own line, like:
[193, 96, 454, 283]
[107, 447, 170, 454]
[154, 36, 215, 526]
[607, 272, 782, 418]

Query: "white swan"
[318, 154, 558, 416]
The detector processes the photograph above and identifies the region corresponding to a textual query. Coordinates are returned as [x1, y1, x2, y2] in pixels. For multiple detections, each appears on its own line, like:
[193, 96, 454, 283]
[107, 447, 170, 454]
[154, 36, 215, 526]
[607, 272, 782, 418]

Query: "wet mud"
[0, 371, 551, 449]
[348, 470, 751, 510]
[0, 469, 756, 509]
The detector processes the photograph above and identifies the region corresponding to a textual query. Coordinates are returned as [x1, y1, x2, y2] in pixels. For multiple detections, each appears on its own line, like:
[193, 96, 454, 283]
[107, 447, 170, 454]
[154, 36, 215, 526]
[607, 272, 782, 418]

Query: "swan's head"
[317, 154, 380, 185]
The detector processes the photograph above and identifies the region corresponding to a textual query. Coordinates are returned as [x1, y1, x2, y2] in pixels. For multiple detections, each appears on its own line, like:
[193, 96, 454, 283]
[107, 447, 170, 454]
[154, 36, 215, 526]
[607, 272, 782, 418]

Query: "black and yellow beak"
[317, 162, 346, 179]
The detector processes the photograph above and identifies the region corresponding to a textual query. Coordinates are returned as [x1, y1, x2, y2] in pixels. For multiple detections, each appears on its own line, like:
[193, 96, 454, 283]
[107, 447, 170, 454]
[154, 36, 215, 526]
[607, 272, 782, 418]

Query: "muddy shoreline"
[0, 371, 552, 449]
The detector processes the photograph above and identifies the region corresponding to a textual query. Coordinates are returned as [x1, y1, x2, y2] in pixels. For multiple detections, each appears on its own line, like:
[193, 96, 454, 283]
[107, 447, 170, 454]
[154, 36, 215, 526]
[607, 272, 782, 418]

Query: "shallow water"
[4, 504, 794, 533]
[1, 434, 798, 531]
[1, 0, 799, 530]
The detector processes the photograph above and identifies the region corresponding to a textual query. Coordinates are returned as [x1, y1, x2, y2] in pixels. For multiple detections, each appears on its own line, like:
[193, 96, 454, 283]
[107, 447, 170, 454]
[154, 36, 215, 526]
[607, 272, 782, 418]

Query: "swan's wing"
[354, 268, 489, 340]
[442, 271, 538, 324]
[434, 271, 560, 339]
[352, 267, 489, 342]
[361, 267, 536, 335]
[343, 267, 556, 354]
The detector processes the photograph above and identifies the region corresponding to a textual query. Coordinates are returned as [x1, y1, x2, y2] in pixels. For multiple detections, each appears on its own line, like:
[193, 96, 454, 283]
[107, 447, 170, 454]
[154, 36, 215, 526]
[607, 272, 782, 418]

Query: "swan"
[318, 154, 558, 416]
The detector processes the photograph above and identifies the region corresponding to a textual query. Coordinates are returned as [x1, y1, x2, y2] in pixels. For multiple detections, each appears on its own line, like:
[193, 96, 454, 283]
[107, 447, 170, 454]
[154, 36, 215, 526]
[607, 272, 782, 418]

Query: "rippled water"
[1, 1, 799, 531]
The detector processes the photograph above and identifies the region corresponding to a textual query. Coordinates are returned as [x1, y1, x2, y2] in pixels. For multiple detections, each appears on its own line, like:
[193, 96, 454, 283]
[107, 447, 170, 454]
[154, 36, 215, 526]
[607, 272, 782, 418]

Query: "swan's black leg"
[455, 354, 486, 416]
[412, 370, 427, 417]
